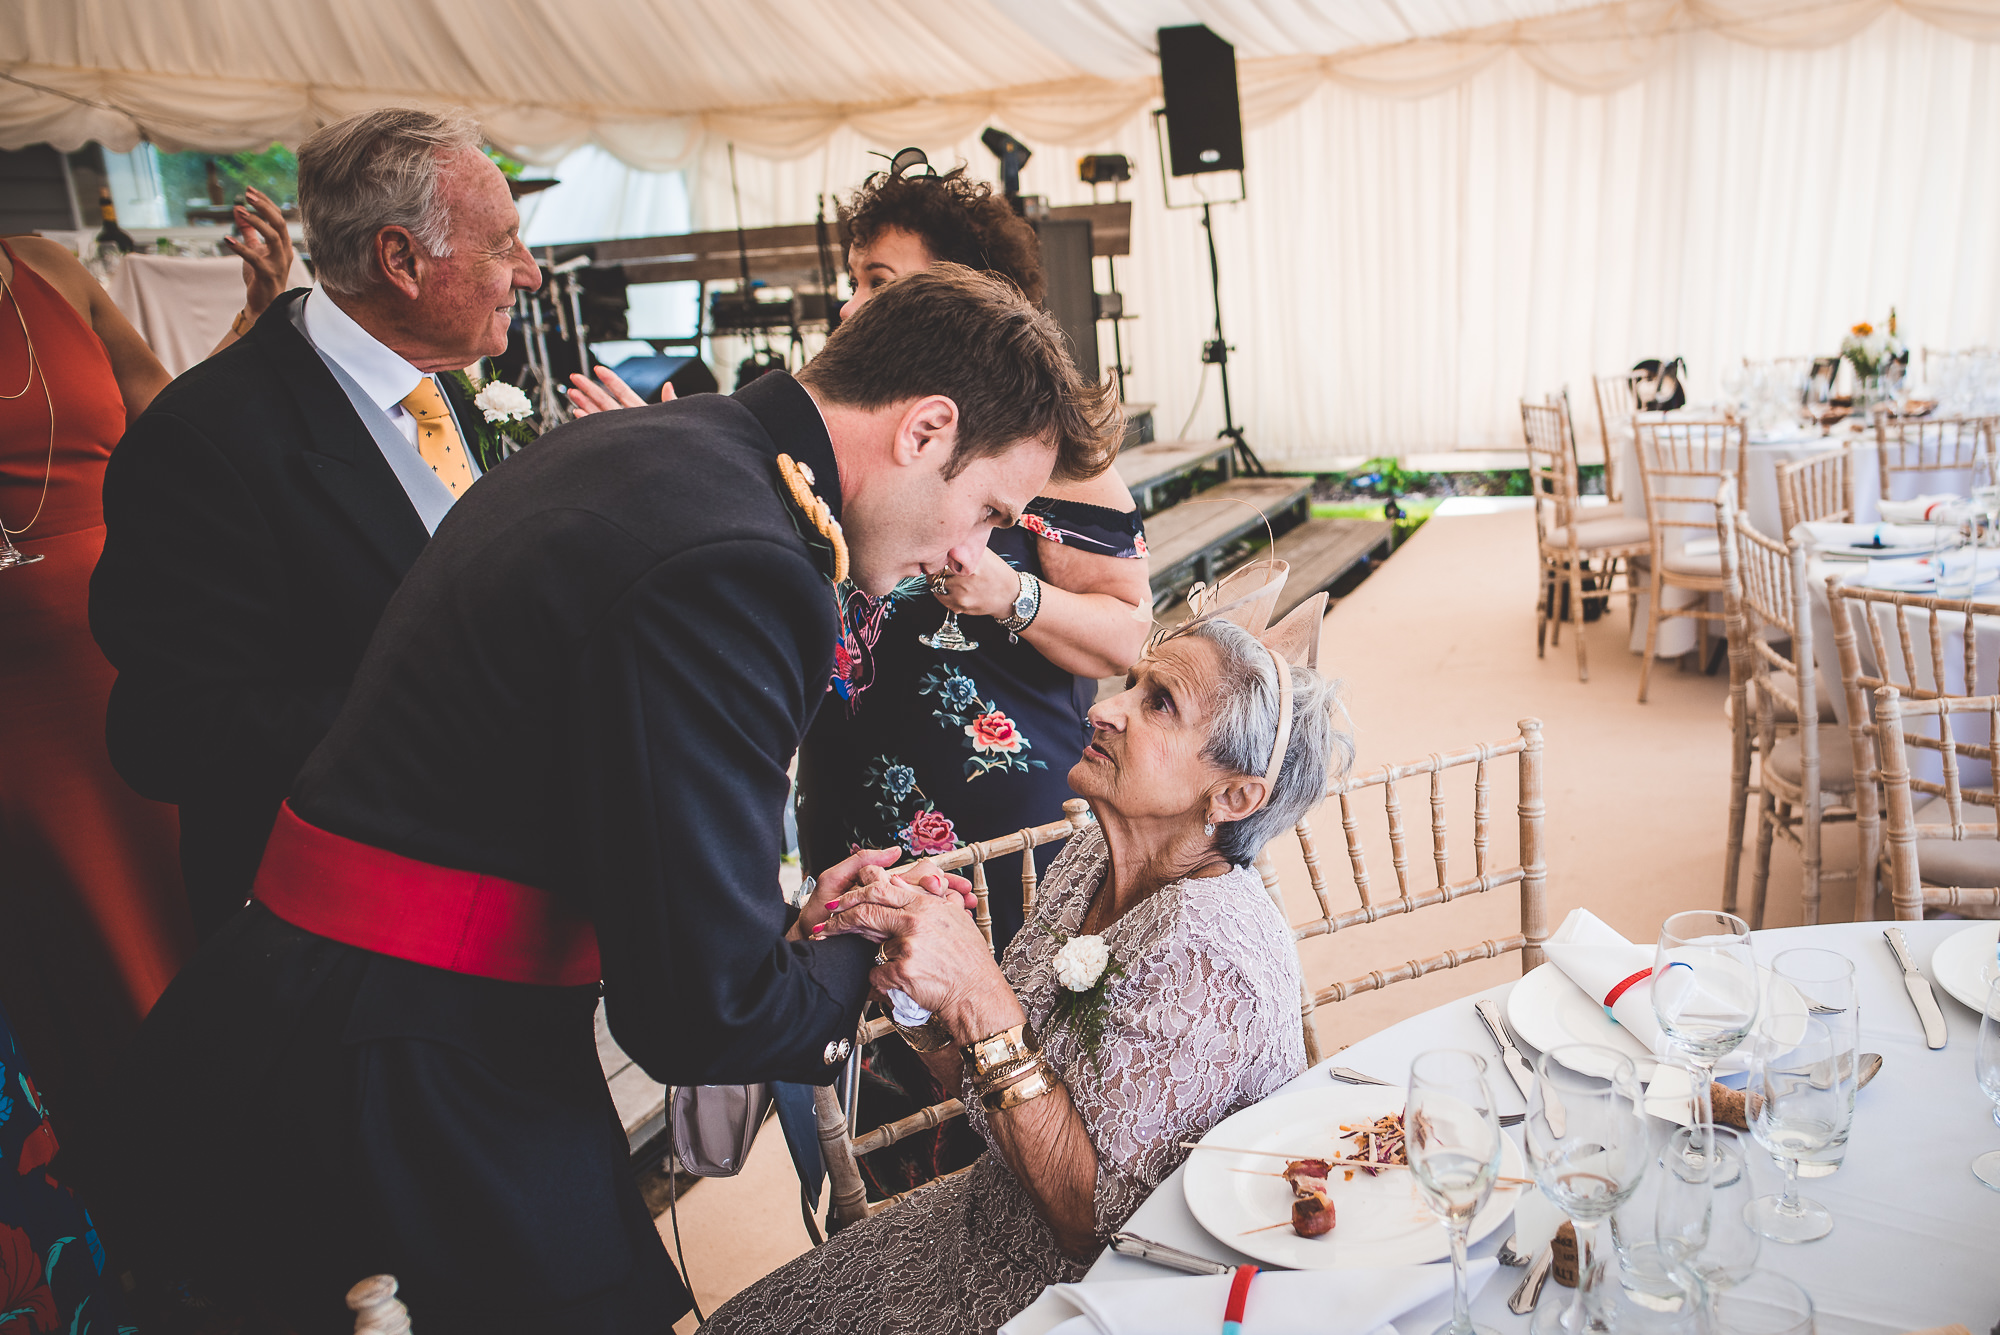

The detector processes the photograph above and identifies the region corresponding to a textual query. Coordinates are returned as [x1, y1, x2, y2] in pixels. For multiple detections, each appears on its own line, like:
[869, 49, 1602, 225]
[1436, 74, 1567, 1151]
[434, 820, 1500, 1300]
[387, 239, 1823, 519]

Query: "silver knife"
[1474, 998, 1538, 1102]
[1885, 927, 1948, 1050]
[1509, 1245, 1555, 1315]
[1109, 1233, 1235, 1276]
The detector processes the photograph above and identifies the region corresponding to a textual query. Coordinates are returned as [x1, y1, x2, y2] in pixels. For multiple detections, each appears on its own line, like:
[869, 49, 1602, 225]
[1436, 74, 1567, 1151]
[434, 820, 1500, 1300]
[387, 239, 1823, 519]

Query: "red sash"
[252, 803, 601, 987]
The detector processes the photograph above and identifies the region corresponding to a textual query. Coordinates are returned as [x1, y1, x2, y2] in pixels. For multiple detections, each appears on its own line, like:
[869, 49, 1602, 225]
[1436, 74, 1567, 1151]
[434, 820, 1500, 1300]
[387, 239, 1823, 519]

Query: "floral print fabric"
[0, 1006, 130, 1335]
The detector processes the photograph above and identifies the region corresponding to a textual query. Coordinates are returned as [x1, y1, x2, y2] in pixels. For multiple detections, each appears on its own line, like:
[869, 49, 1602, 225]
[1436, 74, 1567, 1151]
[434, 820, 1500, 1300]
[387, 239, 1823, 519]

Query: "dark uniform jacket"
[90, 288, 478, 936]
[109, 372, 873, 1335]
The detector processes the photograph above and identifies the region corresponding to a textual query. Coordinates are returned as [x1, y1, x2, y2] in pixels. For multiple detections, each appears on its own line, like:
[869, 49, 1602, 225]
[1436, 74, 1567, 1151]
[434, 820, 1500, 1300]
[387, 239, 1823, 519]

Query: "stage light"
[1077, 154, 1131, 185]
[982, 127, 1031, 201]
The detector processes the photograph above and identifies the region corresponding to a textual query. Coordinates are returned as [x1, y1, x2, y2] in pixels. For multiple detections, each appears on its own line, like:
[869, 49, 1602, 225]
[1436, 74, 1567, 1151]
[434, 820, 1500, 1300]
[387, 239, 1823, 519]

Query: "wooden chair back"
[1826, 581, 2000, 917]
[1521, 394, 1581, 548]
[1775, 446, 1853, 534]
[1633, 416, 1748, 559]
[1875, 687, 2000, 919]
[1717, 482, 1846, 925]
[813, 800, 1094, 1233]
[1592, 371, 1644, 501]
[1265, 719, 1548, 1065]
[1875, 416, 1997, 500]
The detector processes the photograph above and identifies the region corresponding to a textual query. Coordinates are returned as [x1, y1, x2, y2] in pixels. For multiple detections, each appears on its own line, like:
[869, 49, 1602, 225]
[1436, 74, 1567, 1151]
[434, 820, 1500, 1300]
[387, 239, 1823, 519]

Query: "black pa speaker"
[1158, 25, 1244, 178]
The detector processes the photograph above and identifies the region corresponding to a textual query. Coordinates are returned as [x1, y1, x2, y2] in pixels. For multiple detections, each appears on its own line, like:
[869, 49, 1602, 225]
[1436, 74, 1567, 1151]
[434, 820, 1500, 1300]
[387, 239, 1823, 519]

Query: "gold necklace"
[0, 255, 57, 542]
[775, 452, 849, 585]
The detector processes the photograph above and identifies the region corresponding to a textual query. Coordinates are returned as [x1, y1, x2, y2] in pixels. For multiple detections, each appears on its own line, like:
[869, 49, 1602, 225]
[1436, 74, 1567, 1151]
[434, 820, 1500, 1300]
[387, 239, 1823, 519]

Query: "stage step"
[1141, 474, 1313, 595]
[1114, 438, 1236, 516]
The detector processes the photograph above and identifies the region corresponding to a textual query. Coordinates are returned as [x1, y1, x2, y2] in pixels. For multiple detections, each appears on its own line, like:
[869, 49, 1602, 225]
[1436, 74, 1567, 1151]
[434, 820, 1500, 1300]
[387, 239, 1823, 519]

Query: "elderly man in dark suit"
[91, 108, 542, 938]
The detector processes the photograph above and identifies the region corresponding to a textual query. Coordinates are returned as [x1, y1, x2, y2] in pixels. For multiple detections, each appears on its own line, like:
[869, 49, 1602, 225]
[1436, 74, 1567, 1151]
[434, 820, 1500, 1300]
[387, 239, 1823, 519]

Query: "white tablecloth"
[106, 253, 311, 377]
[1064, 920, 1997, 1335]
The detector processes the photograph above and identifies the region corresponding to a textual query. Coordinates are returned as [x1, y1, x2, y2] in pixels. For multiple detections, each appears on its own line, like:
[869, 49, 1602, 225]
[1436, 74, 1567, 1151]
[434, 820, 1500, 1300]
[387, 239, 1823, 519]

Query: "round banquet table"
[1062, 920, 1997, 1335]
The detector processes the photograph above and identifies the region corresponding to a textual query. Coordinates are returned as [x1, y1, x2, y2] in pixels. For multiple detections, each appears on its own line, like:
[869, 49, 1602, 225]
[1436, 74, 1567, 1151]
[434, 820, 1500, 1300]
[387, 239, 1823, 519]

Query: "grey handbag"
[669, 1083, 773, 1177]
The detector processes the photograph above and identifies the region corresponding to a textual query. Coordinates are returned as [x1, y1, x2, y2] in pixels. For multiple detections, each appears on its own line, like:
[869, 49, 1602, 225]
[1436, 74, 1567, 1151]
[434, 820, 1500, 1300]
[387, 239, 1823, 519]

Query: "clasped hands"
[796, 849, 1018, 1035]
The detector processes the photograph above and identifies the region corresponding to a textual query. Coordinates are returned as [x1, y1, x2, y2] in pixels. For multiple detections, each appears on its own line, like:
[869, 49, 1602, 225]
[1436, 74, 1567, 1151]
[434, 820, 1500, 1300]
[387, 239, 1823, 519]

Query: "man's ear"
[891, 394, 961, 468]
[1208, 775, 1268, 826]
[374, 226, 424, 301]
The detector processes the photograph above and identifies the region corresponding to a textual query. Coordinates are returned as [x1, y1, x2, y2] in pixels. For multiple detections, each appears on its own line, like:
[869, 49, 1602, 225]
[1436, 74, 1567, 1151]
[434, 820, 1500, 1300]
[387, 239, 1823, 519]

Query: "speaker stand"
[1199, 201, 1263, 476]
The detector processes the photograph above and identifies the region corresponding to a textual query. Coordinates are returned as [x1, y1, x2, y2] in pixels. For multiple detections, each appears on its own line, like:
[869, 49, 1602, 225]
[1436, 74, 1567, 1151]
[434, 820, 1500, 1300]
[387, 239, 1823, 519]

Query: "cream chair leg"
[1747, 792, 1779, 931]
[1569, 561, 1589, 682]
[814, 1084, 870, 1234]
[1638, 583, 1662, 704]
[1802, 787, 1823, 928]
[1722, 689, 1752, 917]
[1537, 562, 1552, 658]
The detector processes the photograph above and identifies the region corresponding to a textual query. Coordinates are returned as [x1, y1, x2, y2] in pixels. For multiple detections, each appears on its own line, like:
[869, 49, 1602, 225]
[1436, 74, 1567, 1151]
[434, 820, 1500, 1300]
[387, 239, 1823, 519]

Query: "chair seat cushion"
[1767, 727, 1857, 792]
[1546, 515, 1651, 550]
[1911, 795, 2000, 892]
[1662, 548, 1723, 576]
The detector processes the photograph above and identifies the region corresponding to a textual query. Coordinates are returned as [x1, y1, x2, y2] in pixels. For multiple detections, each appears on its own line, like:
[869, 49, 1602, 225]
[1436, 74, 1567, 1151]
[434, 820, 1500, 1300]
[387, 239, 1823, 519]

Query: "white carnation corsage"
[1049, 932, 1123, 1063]
[448, 369, 539, 466]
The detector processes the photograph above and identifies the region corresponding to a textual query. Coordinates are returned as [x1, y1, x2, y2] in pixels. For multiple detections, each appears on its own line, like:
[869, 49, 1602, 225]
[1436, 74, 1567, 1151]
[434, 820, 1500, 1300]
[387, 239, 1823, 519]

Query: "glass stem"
[1574, 1216, 1608, 1330]
[1446, 1218, 1473, 1335]
[1688, 1058, 1717, 1165]
[1777, 1152, 1802, 1216]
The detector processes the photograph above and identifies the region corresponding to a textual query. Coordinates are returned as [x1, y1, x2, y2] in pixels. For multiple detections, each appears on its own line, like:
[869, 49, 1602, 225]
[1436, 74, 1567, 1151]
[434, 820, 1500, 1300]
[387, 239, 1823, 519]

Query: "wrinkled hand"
[223, 187, 295, 320]
[790, 846, 901, 939]
[818, 876, 1021, 1036]
[931, 547, 1023, 621]
[567, 365, 675, 417]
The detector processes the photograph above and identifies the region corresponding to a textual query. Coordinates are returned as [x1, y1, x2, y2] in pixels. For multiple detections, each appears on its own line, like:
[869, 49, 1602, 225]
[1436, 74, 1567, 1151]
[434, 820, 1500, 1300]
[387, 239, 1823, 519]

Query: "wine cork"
[1710, 1082, 1763, 1129]
[1551, 1220, 1579, 1288]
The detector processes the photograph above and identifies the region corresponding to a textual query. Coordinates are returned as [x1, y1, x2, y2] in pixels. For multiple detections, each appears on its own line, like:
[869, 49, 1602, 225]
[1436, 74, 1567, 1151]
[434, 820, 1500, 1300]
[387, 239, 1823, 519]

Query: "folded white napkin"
[1878, 494, 1966, 523]
[1855, 546, 1998, 592]
[1540, 909, 1755, 1076]
[1800, 521, 1949, 550]
[1001, 1260, 1496, 1335]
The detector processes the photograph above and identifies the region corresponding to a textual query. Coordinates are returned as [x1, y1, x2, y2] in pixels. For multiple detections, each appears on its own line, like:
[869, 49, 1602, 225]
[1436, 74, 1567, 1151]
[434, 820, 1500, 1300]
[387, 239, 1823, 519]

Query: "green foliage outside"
[157, 144, 299, 220]
[483, 146, 527, 179]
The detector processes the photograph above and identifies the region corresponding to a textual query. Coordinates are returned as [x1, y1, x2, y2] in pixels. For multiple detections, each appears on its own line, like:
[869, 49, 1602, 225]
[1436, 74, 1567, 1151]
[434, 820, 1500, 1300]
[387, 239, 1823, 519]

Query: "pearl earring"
[1203, 820, 1215, 836]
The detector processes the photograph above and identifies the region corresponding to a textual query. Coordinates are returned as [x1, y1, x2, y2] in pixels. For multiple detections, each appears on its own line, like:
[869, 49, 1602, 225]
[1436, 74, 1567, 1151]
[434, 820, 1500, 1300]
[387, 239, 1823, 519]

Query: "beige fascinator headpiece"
[1183, 558, 1326, 794]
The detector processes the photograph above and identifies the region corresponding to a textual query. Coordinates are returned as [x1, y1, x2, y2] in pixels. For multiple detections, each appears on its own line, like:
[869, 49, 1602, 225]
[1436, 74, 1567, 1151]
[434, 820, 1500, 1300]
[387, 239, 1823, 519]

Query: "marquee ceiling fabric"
[4, 0, 1999, 169]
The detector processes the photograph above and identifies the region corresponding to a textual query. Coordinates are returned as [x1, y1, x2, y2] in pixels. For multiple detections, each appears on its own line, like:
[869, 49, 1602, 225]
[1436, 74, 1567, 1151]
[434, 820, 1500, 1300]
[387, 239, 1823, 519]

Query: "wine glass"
[1652, 911, 1759, 1160]
[1711, 1271, 1815, 1335]
[0, 524, 43, 571]
[1746, 1016, 1846, 1242]
[1974, 974, 2000, 1191]
[1769, 949, 1858, 1179]
[1405, 1050, 1503, 1335]
[1526, 1047, 1650, 1335]
[918, 571, 978, 652]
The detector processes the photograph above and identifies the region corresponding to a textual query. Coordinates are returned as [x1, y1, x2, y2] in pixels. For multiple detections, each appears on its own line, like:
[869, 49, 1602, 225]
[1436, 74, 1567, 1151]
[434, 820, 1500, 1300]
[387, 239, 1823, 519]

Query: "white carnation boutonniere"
[1049, 932, 1124, 1064]
[448, 369, 539, 470]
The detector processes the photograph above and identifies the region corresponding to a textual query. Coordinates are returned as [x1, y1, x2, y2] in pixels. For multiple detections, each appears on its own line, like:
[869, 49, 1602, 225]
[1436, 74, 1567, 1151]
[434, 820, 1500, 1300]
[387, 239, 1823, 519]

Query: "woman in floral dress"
[708, 606, 1350, 1335]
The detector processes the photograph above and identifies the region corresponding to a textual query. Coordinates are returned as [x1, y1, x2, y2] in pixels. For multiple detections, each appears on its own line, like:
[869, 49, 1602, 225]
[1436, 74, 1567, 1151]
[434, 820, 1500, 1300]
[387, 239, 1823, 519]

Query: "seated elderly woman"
[704, 582, 1352, 1335]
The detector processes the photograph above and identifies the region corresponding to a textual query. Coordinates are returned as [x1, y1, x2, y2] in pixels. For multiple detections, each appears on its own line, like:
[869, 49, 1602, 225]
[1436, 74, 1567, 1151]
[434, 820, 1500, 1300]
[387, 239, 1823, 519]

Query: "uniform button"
[822, 1038, 852, 1066]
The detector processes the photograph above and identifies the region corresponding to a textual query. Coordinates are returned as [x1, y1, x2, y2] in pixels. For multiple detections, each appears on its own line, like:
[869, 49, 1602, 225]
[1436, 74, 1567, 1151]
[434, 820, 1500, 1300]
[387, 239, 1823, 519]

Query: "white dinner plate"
[1505, 962, 1807, 1112]
[1183, 1084, 1524, 1270]
[1800, 522, 1947, 560]
[1930, 922, 2000, 1015]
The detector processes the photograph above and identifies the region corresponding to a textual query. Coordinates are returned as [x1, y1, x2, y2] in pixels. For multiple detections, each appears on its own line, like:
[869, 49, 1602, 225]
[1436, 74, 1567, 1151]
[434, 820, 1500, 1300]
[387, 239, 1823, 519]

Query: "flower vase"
[1851, 373, 1885, 417]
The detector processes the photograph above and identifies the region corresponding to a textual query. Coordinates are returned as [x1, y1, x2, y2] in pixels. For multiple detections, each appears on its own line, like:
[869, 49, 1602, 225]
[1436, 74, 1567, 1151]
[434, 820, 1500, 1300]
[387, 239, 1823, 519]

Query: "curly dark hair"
[838, 164, 1047, 307]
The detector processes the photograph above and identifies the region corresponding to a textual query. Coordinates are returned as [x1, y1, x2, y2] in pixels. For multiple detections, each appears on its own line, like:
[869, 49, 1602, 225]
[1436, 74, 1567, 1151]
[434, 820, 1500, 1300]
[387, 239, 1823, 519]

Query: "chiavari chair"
[1632, 414, 1748, 703]
[1875, 688, 2000, 920]
[1522, 393, 1648, 682]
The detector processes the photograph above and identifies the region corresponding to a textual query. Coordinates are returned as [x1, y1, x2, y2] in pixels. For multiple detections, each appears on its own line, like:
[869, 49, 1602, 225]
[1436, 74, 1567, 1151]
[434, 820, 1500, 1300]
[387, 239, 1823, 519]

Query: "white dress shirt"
[294, 285, 479, 533]
[299, 285, 427, 447]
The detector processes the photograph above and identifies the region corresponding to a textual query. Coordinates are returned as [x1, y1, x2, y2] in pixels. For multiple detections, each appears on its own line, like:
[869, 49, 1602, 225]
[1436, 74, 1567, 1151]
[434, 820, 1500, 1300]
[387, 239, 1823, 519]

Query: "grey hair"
[297, 108, 483, 297]
[1163, 614, 1355, 867]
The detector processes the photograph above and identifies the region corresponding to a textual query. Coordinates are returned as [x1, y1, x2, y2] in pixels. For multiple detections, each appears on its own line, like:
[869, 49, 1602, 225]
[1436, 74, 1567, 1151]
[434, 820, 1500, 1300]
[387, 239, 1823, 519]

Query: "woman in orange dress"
[0, 194, 292, 1107]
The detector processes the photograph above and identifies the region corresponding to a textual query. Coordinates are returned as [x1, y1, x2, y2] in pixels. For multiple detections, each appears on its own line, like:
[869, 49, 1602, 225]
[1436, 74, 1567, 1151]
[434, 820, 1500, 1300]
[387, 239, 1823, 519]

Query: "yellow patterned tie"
[400, 376, 475, 497]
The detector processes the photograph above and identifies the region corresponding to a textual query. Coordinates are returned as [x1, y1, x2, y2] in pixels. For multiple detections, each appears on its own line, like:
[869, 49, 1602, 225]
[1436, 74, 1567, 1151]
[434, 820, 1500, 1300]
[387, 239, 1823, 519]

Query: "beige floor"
[663, 505, 1843, 1329]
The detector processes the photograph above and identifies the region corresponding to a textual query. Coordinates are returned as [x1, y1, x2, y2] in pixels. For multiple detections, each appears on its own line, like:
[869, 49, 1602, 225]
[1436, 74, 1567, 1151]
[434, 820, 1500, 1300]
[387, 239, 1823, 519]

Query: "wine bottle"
[95, 186, 136, 255]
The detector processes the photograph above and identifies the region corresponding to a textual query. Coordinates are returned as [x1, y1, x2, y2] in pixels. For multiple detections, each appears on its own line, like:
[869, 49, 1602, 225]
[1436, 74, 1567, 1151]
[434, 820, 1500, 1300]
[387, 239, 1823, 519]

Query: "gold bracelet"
[974, 1052, 1043, 1092]
[894, 1018, 953, 1053]
[963, 1023, 1033, 1077]
[982, 1063, 1062, 1113]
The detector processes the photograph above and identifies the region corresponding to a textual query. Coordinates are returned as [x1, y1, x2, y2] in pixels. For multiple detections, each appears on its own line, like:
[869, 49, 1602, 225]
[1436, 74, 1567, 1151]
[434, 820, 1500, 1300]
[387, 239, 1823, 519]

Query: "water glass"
[1526, 1047, 1650, 1335]
[1711, 1271, 1815, 1335]
[1768, 949, 1858, 1178]
[1975, 975, 2000, 1190]
[1653, 911, 1760, 1152]
[1747, 1017, 1847, 1242]
[1406, 1050, 1502, 1335]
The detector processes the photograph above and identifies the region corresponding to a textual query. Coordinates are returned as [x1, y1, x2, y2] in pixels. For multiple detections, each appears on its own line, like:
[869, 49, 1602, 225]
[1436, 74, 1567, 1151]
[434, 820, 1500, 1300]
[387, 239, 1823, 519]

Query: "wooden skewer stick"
[1181, 1142, 1534, 1187]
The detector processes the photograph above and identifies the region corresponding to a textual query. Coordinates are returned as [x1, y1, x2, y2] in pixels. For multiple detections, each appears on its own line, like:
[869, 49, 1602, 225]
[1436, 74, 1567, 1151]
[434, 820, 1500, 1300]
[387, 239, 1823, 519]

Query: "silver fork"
[1328, 1065, 1521, 1124]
